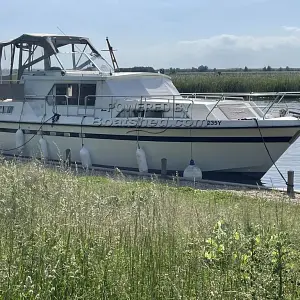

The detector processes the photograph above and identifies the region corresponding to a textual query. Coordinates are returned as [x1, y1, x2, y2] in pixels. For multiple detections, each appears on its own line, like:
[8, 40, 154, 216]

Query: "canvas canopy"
[104, 74, 181, 97]
[0, 33, 101, 56]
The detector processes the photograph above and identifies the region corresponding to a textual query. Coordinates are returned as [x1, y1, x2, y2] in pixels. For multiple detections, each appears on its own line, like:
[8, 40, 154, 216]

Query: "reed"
[0, 159, 300, 299]
[171, 72, 300, 93]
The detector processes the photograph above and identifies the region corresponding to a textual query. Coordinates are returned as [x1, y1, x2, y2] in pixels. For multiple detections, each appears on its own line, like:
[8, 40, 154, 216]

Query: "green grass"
[171, 72, 300, 93]
[0, 159, 300, 299]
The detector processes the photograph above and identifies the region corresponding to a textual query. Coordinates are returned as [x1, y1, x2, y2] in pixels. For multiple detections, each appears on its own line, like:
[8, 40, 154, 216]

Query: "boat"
[0, 33, 300, 184]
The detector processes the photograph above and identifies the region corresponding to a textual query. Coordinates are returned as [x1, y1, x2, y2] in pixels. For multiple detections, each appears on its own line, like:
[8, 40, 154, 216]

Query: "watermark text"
[93, 118, 222, 128]
[101, 103, 191, 113]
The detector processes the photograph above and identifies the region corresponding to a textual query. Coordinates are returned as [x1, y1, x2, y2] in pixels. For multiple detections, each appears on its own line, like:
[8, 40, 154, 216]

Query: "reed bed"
[0, 159, 300, 299]
[172, 72, 300, 93]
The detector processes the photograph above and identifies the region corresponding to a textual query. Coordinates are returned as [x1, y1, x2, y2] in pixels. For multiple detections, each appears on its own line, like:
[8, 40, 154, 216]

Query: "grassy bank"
[171, 72, 300, 93]
[1, 160, 300, 299]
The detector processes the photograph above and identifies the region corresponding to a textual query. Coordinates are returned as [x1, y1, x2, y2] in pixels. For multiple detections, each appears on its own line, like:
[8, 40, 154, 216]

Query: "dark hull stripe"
[0, 120, 300, 130]
[82, 134, 292, 143]
[0, 127, 293, 143]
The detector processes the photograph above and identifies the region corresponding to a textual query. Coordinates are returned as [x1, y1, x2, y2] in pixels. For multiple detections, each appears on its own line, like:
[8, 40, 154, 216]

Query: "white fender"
[136, 146, 148, 173]
[183, 159, 202, 180]
[16, 129, 25, 153]
[39, 137, 49, 160]
[80, 145, 92, 168]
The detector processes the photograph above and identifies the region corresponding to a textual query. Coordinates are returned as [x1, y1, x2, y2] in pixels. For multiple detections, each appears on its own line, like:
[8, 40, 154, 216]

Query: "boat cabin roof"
[0, 33, 111, 81]
[0, 33, 101, 56]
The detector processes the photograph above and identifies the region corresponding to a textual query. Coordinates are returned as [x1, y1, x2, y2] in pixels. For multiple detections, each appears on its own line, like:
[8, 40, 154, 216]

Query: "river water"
[263, 138, 300, 190]
[255, 101, 300, 190]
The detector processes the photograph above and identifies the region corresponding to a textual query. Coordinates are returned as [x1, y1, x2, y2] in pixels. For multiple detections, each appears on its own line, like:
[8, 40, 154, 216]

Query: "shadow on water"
[253, 100, 300, 190]
[255, 100, 300, 190]
[262, 136, 300, 190]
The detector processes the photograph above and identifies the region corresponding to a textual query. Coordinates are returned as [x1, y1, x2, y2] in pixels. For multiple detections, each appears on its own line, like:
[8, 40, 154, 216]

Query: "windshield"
[50, 51, 113, 74]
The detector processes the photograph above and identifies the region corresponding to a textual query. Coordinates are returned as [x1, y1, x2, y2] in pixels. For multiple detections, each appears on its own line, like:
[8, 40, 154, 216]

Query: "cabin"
[0, 33, 268, 121]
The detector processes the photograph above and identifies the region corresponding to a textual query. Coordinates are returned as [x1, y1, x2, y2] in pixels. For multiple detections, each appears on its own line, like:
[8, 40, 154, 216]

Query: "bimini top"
[0, 33, 101, 56]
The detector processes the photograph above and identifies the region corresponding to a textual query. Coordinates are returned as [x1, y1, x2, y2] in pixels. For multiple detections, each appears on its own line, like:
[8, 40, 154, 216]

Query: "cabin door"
[77, 83, 96, 116]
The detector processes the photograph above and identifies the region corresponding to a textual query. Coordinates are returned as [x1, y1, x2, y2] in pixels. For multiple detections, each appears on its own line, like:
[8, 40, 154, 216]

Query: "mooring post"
[65, 149, 71, 168]
[161, 158, 167, 177]
[287, 170, 295, 198]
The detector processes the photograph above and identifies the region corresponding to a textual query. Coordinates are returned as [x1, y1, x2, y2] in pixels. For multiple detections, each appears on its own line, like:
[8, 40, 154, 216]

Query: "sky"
[1, 0, 300, 69]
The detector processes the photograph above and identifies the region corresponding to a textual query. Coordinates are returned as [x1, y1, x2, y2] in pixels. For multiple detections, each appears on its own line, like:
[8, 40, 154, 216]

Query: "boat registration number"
[207, 120, 222, 126]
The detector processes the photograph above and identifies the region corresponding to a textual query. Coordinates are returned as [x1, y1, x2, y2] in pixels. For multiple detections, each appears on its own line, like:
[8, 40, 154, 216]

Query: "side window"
[55, 84, 79, 105]
[56, 84, 67, 105]
[116, 110, 136, 118]
[79, 84, 96, 106]
[144, 110, 164, 118]
[116, 109, 164, 118]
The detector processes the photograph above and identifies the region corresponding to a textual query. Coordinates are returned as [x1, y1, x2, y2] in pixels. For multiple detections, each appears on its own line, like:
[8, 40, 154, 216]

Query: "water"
[262, 138, 300, 190]
[256, 101, 300, 190]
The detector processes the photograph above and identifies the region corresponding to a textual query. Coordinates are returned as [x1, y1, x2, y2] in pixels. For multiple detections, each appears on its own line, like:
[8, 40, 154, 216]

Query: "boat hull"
[0, 121, 299, 184]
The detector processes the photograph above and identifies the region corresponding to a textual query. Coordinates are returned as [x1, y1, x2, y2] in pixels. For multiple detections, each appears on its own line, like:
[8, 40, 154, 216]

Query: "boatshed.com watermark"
[93, 118, 222, 128]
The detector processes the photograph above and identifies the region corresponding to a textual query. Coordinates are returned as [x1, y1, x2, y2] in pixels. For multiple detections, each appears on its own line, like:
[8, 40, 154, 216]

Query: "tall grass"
[0, 159, 300, 299]
[172, 72, 300, 93]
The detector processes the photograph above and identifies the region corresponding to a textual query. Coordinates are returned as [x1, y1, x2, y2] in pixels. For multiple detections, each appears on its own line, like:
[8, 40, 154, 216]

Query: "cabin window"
[144, 110, 164, 118]
[55, 84, 79, 105]
[53, 83, 96, 106]
[116, 109, 164, 118]
[79, 84, 96, 106]
[116, 110, 136, 118]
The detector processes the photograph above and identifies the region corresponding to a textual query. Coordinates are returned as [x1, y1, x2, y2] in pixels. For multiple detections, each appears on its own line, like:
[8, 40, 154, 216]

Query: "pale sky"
[1, 0, 300, 69]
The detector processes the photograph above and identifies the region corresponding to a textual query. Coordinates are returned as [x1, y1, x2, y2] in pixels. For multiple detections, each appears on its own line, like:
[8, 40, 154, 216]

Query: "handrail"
[262, 93, 286, 119]
[78, 94, 196, 120]
[181, 91, 300, 97]
[21, 91, 300, 99]
[8, 91, 298, 120]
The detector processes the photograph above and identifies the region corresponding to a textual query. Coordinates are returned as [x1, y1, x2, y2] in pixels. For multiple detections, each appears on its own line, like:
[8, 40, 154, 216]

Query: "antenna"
[56, 26, 114, 72]
[101, 37, 119, 72]
[57, 26, 66, 36]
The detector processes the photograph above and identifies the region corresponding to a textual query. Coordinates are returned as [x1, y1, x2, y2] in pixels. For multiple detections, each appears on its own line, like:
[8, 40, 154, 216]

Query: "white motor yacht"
[0, 33, 300, 183]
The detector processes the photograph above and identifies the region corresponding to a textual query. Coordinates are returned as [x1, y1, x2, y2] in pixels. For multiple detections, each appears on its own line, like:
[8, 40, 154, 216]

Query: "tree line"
[117, 65, 300, 74]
